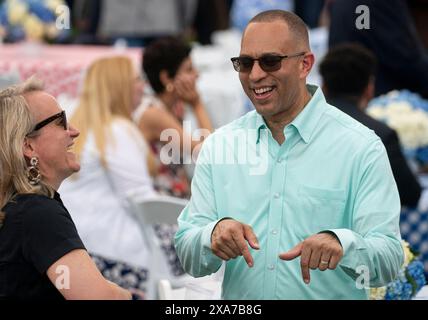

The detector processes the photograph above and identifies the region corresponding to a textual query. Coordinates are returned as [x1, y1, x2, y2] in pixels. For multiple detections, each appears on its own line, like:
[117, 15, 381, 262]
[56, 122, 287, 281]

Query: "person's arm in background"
[324, 138, 404, 286]
[384, 129, 422, 208]
[138, 103, 208, 155]
[174, 73, 214, 133]
[47, 249, 131, 300]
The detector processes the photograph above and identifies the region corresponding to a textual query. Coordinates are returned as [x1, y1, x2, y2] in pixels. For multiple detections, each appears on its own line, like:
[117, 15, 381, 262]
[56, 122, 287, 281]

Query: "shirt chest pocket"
[295, 185, 346, 236]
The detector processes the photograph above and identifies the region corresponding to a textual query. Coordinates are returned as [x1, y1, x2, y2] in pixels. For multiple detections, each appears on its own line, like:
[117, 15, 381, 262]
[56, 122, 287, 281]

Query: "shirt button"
[202, 250, 207, 255]
[277, 158, 283, 163]
[274, 193, 280, 199]
[268, 264, 275, 270]
[271, 229, 278, 235]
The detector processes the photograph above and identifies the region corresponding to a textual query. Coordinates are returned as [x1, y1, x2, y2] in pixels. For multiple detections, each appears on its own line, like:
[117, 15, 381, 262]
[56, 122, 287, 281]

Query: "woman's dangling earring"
[27, 157, 41, 185]
[166, 83, 174, 92]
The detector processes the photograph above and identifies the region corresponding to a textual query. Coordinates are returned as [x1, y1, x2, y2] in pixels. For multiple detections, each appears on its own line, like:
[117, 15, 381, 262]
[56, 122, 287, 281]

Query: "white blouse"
[60, 117, 156, 268]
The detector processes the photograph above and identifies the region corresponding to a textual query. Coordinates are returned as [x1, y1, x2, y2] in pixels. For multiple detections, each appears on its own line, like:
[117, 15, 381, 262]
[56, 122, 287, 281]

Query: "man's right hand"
[211, 219, 260, 267]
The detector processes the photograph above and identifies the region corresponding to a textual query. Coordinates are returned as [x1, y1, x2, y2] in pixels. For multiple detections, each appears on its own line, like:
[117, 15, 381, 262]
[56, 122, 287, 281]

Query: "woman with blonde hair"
[0, 78, 131, 299]
[60, 56, 157, 272]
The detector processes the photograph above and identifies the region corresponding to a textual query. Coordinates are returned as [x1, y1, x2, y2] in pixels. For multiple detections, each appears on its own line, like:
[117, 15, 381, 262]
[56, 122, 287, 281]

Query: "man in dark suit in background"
[328, 0, 428, 99]
[319, 43, 422, 208]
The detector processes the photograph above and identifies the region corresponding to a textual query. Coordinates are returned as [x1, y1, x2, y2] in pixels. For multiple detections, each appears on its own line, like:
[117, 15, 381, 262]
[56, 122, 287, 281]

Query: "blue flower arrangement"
[0, 0, 69, 43]
[370, 241, 426, 300]
[384, 260, 426, 300]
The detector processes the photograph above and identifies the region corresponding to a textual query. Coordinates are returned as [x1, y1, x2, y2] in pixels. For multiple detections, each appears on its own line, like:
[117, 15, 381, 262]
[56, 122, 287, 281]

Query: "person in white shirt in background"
[60, 56, 157, 269]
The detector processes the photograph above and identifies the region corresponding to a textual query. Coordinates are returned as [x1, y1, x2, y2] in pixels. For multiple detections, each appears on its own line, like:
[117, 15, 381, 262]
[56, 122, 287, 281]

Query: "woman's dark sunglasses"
[231, 52, 305, 73]
[28, 110, 67, 135]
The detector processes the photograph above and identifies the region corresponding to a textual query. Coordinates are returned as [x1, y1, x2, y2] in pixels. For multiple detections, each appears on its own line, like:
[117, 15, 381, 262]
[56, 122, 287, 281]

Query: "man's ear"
[23, 137, 36, 159]
[300, 52, 315, 79]
[365, 77, 375, 101]
[360, 77, 375, 110]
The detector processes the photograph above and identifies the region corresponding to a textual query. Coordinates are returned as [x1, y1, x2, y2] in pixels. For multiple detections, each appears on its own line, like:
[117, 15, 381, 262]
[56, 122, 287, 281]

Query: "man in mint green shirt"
[174, 10, 403, 299]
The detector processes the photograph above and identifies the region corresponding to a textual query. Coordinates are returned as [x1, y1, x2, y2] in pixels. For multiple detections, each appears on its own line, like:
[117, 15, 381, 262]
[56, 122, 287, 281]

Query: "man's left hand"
[279, 233, 343, 284]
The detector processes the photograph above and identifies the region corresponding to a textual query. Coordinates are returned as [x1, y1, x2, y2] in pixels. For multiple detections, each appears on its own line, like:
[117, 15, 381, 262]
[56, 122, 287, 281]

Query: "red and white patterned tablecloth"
[0, 43, 142, 98]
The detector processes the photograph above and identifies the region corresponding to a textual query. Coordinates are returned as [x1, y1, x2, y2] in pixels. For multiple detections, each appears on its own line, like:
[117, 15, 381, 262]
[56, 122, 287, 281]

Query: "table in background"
[0, 43, 141, 98]
[401, 207, 428, 278]
[0, 42, 248, 129]
[414, 285, 428, 299]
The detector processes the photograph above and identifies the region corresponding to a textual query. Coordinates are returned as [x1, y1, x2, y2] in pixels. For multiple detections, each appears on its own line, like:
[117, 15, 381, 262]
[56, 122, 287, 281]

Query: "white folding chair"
[158, 278, 223, 300]
[158, 279, 186, 300]
[127, 190, 224, 299]
[126, 191, 190, 299]
[126, 193, 188, 248]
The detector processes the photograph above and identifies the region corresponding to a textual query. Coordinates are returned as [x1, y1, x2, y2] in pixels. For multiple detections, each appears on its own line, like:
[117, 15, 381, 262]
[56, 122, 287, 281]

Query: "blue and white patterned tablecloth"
[400, 208, 428, 277]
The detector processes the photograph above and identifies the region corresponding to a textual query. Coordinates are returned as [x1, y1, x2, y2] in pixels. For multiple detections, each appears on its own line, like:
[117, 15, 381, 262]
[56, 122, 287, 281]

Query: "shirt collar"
[254, 84, 327, 144]
[255, 113, 268, 144]
[289, 84, 327, 144]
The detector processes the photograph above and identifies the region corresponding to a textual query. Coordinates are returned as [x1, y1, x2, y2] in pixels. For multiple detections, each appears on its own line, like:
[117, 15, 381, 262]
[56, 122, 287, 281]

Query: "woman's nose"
[68, 124, 80, 137]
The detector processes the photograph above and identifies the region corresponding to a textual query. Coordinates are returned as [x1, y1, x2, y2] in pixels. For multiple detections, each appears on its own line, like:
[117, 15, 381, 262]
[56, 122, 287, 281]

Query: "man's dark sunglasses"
[231, 52, 305, 73]
[28, 110, 67, 135]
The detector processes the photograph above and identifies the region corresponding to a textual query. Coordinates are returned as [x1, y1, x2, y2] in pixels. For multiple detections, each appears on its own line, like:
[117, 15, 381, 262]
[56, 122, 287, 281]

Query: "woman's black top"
[0, 192, 85, 300]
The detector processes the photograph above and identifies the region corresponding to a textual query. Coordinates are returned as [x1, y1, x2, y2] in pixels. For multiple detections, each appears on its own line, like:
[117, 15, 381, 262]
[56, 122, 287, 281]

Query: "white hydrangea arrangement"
[367, 90, 428, 169]
[368, 101, 428, 150]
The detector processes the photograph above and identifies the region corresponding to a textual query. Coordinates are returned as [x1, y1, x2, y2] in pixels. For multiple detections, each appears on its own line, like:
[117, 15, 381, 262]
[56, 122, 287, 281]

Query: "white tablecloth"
[0, 43, 141, 97]
[0, 42, 248, 129]
[0, 27, 330, 129]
